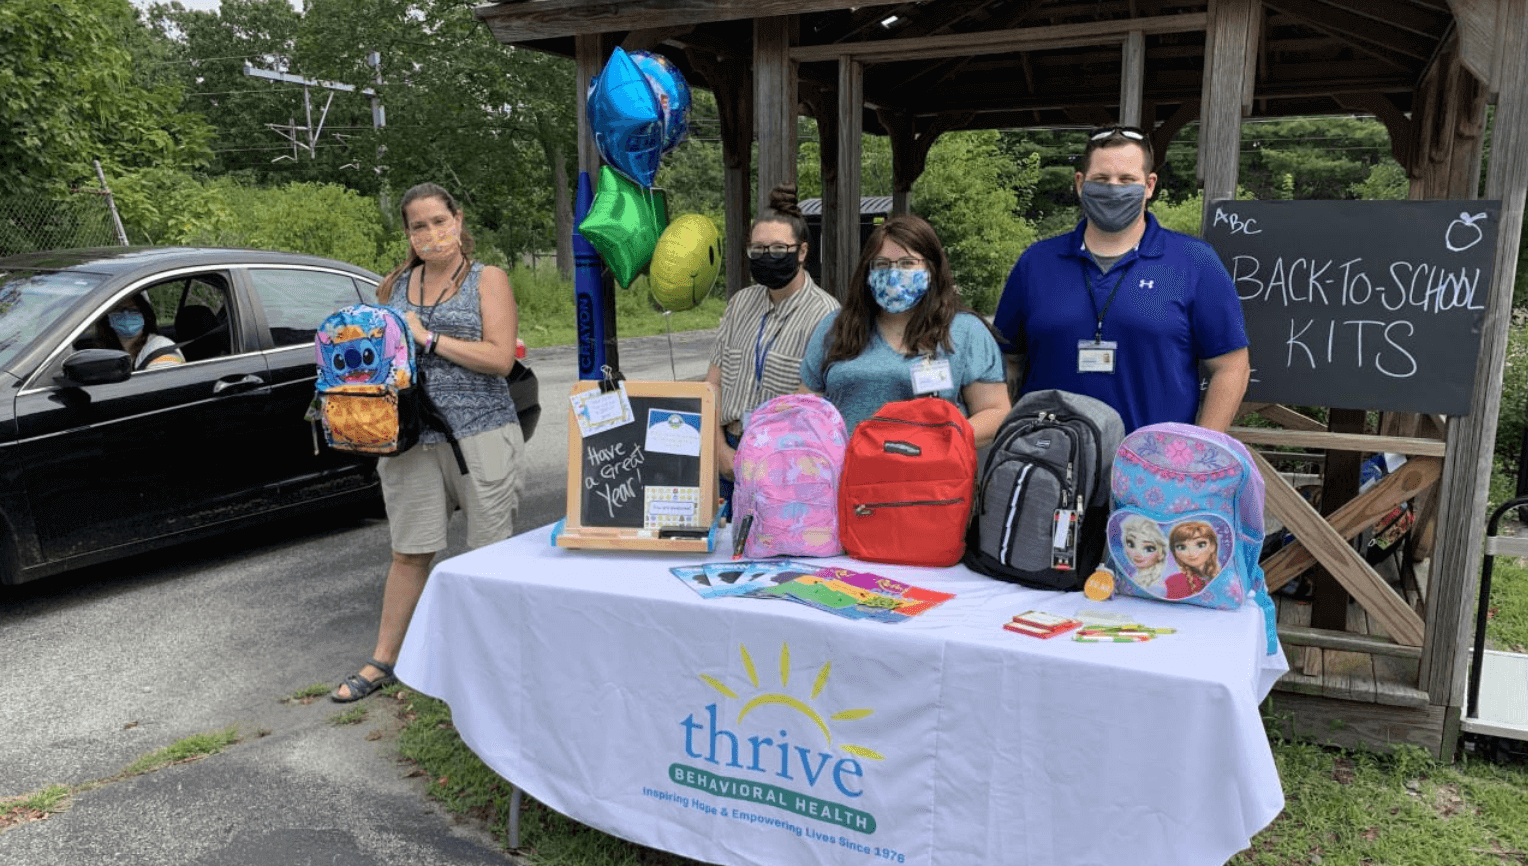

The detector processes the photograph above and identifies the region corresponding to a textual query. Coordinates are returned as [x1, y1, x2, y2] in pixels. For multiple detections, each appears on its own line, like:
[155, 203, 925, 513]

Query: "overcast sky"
[133, 0, 302, 12]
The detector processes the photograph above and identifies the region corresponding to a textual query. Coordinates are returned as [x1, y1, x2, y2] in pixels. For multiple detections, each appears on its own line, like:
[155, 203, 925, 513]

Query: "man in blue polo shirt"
[993, 127, 1250, 432]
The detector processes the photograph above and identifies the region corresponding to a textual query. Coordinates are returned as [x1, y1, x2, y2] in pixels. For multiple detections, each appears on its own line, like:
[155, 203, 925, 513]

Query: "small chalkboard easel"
[551, 372, 721, 552]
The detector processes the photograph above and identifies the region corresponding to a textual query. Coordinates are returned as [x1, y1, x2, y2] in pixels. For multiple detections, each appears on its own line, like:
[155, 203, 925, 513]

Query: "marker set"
[1002, 610, 1177, 644]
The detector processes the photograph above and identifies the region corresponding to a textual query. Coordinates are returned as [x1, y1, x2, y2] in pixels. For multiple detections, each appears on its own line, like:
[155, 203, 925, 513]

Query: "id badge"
[910, 357, 955, 395]
[1052, 508, 1079, 570]
[1077, 339, 1117, 373]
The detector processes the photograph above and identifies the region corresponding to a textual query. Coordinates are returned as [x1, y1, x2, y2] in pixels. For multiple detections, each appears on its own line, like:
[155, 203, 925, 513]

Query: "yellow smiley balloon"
[649, 214, 721, 312]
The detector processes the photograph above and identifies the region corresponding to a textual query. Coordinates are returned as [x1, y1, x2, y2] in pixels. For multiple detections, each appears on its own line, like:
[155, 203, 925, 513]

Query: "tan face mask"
[413, 223, 461, 261]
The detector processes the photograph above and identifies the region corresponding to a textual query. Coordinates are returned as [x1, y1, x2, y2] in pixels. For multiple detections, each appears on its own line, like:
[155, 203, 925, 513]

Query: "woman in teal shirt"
[799, 214, 1009, 447]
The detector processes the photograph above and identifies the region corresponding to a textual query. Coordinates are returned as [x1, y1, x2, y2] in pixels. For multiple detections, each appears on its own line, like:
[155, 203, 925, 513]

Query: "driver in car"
[94, 295, 184, 370]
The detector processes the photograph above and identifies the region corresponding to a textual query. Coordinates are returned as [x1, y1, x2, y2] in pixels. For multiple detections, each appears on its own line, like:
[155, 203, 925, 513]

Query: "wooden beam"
[1262, 0, 1437, 64]
[1334, 91, 1413, 168]
[1199, 0, 1258, 225]
[1421, 0, 1528, 707]
[889, 0, 1006, 39]
[1119, 30, 1145, 127]
[1446, 0, 1498, 87]
[1278, 623, 1424, 660]
[575, 34, 604, 177]
[621, 25, 695, 52]
[1318, 0, 1453, 38]
[1255, 403, 1327, 433]
[1263, 457, 1444, 591]
[834, 55, 863, 300]
[475, 0, 862, 44]
[687, 48, 753, 297]
[789, 12, 1208, 63]
[755, 16, 798, 205]
[1252, 450, 1427, 647]
[1230, 427, 1448, 457]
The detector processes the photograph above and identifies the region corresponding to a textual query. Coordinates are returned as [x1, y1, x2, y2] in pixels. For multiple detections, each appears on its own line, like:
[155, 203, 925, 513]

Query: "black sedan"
[0, 247, 537, 587]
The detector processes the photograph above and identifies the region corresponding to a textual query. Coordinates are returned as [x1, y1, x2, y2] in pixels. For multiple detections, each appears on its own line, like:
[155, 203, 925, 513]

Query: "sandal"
[331, 658, 397, 703]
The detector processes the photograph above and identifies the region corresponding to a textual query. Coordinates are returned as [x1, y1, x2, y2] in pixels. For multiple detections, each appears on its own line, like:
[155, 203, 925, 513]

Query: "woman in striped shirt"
[705, 184, 840, 510]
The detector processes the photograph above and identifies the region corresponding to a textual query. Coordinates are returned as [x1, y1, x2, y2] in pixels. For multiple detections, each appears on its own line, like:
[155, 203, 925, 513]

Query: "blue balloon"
[587, 47, 664, 188]
[628, 50, 692, 154]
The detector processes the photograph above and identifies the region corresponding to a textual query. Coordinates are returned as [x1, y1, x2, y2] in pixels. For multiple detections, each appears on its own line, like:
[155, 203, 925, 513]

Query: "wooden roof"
[474, 0, 1459, 135]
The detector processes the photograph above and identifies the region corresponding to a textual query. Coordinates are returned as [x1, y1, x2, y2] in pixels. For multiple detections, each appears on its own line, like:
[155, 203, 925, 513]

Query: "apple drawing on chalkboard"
[1446, 211, 1488, 252]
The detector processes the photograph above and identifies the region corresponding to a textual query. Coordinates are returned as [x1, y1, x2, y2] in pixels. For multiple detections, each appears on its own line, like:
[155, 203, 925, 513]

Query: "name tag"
[910, 357, 954, 394]
[1077, 339, 1118, 374]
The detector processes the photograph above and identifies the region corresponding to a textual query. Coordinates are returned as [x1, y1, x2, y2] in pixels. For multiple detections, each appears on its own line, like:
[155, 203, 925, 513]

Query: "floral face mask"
[412, 223, 461, 261]
[869, 267, 930, 314]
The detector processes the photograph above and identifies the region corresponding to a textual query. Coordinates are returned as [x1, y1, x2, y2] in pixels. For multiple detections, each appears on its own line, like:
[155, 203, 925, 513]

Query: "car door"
[238, 265, 376, 501]
[13, 270, 273, 562]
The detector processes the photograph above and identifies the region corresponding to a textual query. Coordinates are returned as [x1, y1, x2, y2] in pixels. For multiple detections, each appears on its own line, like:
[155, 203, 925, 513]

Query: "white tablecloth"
[396, 524, 1287, 866]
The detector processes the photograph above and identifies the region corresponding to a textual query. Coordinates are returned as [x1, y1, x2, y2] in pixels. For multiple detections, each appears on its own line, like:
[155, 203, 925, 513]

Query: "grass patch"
[119, 727, 240, 778]
[1486, 556, 1528, 653]
[390, 689, 1528, 865]
[0, 784, 72, 833]
[329, 705, 368, 726]
[284, 682, 332, 705]
[512, 264, 725, 348]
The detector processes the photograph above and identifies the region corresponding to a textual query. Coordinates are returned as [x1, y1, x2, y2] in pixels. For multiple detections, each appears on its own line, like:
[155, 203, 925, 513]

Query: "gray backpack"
[963, 389, 1125, 590]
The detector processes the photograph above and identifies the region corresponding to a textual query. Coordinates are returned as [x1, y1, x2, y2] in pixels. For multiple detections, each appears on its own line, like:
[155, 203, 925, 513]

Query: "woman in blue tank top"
[332, 183, 524, 702]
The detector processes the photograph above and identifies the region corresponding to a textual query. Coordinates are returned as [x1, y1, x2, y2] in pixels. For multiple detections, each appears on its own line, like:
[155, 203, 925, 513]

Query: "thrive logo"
[672, 642, 883, 834]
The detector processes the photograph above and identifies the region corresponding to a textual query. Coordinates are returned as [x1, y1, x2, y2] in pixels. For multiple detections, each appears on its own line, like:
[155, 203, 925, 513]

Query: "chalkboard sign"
[1204, 199, 1501, 415]
[556, 379, 719, 552]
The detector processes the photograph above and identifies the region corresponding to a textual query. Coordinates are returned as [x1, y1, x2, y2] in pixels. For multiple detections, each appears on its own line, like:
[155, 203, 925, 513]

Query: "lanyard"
[754, 311, 781, 383]
[1082, 259, 1131, 343]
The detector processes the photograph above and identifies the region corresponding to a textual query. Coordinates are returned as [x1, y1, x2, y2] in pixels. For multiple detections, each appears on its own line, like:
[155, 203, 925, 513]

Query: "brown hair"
[821, 213, 963, 368]
[1169, 521, 1221, 581]
[753, 183, 807, 245]
[1080, 127, 1155, 176]
[376, 182, 476, 304]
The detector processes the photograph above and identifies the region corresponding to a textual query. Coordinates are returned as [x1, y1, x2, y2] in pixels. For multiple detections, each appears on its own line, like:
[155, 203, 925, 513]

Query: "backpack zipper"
[853, 497, 963, 516]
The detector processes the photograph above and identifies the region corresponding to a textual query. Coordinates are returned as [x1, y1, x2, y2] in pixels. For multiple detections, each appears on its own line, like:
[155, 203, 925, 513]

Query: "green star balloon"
[577, 165, 669, 289]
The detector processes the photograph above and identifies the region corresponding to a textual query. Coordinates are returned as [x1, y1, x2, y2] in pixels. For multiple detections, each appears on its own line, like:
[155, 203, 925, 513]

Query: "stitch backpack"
[732, 394, 848, 558]
[964, 389, 1125, 590]
[838, 397, 977, 567]
[312, 304, 465, 472]
[1107, 422, 1278, 654]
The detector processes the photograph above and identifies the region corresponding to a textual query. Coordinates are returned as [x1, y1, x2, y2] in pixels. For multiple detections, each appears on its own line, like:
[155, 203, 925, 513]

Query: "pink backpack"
[732, 394, 848, 558]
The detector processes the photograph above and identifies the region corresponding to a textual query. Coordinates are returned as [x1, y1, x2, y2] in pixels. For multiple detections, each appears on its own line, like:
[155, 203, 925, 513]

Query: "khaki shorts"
[378, 423, 524, 554]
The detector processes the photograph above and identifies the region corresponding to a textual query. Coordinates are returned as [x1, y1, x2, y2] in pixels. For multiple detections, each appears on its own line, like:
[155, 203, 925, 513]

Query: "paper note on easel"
[570, 382, 634, 438]
[645, 409, 702, 456]
[644, 486, 701, 528]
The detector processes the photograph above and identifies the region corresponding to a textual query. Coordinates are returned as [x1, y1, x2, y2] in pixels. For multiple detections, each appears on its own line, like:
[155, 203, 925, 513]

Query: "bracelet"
[424, 332, 438, 355]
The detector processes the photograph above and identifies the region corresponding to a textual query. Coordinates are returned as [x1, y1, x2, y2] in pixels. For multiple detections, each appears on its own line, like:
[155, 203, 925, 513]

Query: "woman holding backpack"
[799, 213, 1010, 447]
[331, 182, 523, 703]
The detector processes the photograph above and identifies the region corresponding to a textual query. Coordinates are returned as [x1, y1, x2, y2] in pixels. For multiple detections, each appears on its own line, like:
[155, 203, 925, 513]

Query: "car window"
[248, 268, 365, 348]
[0, 269, 106, 369]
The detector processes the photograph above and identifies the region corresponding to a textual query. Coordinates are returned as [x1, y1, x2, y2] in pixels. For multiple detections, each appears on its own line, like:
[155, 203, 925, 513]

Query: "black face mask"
[749, 252, 799, 289]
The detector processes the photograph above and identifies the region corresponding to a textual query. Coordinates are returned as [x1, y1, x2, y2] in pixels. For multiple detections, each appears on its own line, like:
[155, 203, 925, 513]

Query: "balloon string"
[663, 309, 677, 381]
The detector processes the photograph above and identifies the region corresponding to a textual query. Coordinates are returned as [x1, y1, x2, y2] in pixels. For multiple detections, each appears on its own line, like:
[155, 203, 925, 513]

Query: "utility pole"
[243, 59, 385, 162]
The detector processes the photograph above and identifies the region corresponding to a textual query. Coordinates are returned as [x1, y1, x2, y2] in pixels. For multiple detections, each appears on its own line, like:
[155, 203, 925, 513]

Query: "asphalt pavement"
[0, 329, 715, 865]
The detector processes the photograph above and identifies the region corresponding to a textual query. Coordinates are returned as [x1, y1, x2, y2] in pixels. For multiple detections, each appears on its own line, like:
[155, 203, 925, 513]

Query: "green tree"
[913, 130, 1039, 313]
[0, 0, 211, 194]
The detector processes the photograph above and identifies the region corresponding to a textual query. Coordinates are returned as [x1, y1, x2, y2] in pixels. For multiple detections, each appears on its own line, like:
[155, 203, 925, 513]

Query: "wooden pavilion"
[474, 0, 1528, 759]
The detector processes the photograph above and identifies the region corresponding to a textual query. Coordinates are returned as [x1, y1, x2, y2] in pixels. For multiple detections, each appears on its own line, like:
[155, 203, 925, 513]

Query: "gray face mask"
[1078, 181, 1147, 233]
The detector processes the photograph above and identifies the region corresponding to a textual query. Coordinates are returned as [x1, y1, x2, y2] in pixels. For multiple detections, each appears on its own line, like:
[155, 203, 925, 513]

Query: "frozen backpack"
[312, 304, 465, 472]
[1106, 422, 1278, 654]
[838, 397, 977, 567]
[732, 393, 848, 558]
[964, 389, 1125, 590]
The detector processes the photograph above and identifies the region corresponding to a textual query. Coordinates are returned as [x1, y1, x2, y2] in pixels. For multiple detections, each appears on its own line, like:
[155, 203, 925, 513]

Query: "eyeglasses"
[870, 256, 927, 271]
[1089, 126, 1147, 142]
[746, 243, 800, 258]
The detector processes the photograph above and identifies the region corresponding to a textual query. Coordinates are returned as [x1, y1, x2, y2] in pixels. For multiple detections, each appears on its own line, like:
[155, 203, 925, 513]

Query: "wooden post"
[755, 16, 798, 206]
[835, 56, 863, 302]
[1119, 30, 1145, 127]
[1199, 0, 1260, 229]
[688, 49, 752, 297]
[881, 109, 917, 216]
[1421, 0, 1528, 710]
[575, 34, 603, 177]
[803, 84, 839, 291]
[1311, 409, 1365, 630]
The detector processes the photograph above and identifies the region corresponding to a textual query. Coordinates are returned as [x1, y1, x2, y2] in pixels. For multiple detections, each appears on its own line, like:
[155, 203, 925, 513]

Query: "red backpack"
[837, 397, 978, 567]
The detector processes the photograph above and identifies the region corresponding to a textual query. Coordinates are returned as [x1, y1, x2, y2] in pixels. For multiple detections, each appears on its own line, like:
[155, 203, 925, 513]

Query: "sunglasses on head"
[1089, 126, 1147, 142]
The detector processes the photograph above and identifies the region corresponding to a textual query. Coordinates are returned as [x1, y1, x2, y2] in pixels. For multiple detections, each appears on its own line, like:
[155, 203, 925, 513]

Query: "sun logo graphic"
[672, 641, 883, 834]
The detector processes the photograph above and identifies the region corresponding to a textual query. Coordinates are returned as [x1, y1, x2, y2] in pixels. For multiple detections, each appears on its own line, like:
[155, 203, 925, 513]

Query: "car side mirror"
[57, 348, 132, 387]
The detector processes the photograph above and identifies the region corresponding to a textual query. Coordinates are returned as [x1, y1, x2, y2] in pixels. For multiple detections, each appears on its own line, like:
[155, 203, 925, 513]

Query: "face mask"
[414, 224, 461, 262]
[748, 252, 798, 290]
[869, 268, 930, 314]
[1078, 181, 1147, 233]
[108, 309, 145, 339]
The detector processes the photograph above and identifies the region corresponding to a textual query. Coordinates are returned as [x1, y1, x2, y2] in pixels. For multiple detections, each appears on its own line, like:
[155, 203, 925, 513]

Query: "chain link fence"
[0, 186, 126, 257]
